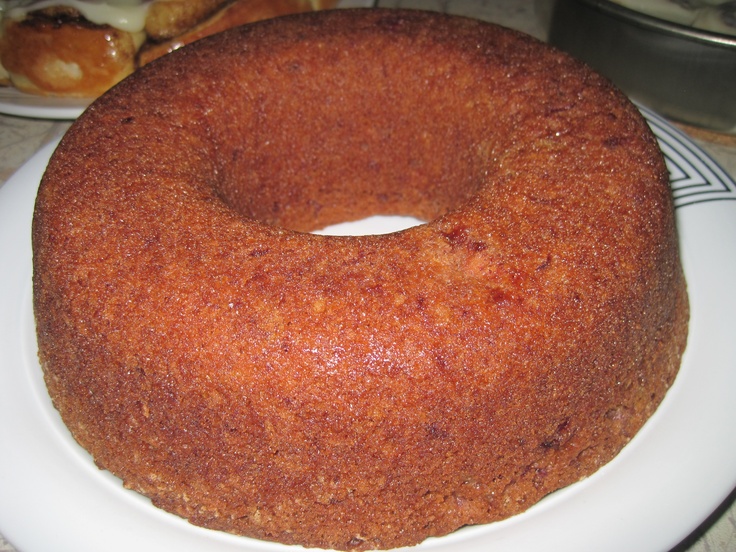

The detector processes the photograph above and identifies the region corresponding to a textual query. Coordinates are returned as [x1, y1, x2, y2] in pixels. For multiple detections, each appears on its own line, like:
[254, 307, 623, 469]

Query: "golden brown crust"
[32, 9, 688, 550]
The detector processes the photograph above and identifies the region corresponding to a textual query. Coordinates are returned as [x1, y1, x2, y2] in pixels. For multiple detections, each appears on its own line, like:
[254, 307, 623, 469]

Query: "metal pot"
[547, 0, 736, 133]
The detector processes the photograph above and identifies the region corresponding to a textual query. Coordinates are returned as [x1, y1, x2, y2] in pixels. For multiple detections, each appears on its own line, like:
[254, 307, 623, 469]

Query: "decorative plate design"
[642, 107, 736, 207]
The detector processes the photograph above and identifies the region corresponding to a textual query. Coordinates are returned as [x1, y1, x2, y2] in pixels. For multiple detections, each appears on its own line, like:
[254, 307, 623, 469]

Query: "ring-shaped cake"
[32, 9, 689, 550]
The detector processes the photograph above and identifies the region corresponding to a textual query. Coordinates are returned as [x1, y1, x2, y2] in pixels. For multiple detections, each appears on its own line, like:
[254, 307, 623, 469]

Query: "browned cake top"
[32, 9, 688, 550]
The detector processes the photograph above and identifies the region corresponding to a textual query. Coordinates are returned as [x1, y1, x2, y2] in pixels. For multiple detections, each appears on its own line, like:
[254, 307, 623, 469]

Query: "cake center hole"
[214, 39, 495, 235]
[312, 215, 425, 236]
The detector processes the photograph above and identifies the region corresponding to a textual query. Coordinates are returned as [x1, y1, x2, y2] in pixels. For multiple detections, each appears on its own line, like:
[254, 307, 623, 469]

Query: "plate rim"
[1, 111, 736, 552]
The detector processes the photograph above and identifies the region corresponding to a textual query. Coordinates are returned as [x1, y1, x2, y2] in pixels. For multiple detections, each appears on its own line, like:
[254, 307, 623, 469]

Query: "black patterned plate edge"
[640, 107, 736, 208]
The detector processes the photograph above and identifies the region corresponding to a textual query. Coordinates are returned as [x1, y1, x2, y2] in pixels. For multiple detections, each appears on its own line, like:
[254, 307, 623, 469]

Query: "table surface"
[1, 1, 734, 551]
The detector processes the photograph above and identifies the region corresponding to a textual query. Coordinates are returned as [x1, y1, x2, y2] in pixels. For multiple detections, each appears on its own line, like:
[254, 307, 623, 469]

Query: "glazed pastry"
[0, 0, 338, 96]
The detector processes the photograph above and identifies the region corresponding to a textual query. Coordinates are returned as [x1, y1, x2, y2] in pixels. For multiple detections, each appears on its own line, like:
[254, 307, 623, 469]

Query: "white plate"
[1, 108, 735, 552]
[0, 0, 375, 121]
[0, 87, 91, 120]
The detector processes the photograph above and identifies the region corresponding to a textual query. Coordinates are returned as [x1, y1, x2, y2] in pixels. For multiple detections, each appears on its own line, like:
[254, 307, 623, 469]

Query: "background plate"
[0, 87, 90, 120]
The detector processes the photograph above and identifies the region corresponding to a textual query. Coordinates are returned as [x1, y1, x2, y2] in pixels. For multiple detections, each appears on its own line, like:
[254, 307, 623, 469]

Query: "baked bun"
[139, 0, 337, 65]
[145, 0, 236, 40]
[0, 0, 337, 97]
[0, 6, 145, 97]
[32, 9, 688, 550]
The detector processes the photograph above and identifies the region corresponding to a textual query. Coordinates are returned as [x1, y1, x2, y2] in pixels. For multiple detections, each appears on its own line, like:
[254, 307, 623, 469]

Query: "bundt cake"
[32, 9, 689, 550]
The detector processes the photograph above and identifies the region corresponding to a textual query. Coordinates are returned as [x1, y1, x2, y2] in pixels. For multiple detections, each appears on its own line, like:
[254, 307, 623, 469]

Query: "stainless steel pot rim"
[577, 0, 736, 48]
